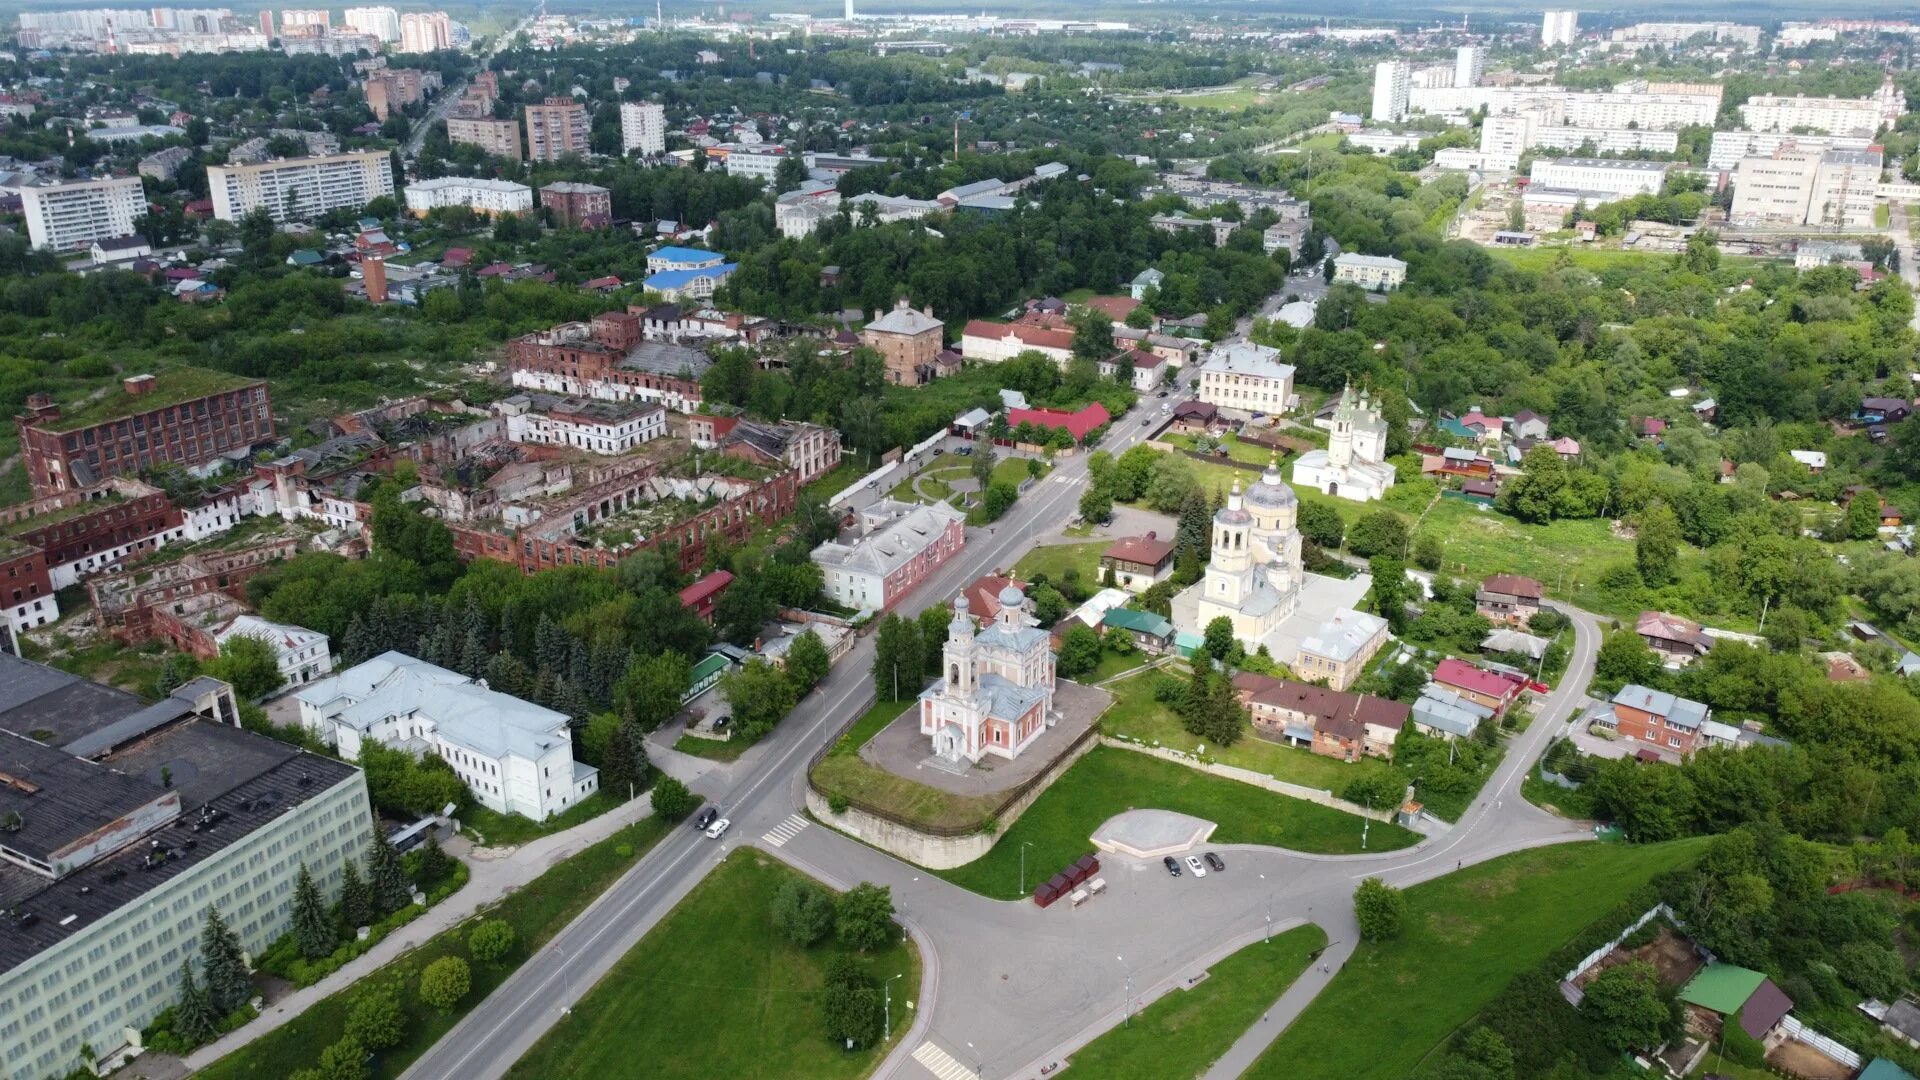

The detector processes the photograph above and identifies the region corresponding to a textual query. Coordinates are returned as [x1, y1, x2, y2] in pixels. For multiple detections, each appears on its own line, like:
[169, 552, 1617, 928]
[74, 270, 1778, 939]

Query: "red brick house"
[678, 569, 734, 623]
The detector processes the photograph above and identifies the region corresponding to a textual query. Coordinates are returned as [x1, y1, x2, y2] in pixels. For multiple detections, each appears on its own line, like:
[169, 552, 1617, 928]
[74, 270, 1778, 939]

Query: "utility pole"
[1362, 797, 1372, 850]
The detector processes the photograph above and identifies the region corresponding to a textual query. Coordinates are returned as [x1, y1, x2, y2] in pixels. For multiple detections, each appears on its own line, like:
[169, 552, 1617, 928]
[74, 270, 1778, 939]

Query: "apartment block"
[524, 97, 590, 162]
[1370, 60, 1409, 123]
[539, 181, 612, 228]
[399, 10, 451, 52]
[1478, 114, 1678, 171]
[446, 116, 522, 161]
[1454, 46, 1485, 89]
[207, 150, 394, 223]
[342, 5, 400, 41]
[1739, 84, 1903, 137]
[20, 175, 145, 251]
[1608, 21, 1761, 47]
[14, 371, 274, 496]
[404, 176, 533, 217]
[1541, 9, 1578, 46]
[0, 652, 369, 1080]
[620, 100, 666, 156]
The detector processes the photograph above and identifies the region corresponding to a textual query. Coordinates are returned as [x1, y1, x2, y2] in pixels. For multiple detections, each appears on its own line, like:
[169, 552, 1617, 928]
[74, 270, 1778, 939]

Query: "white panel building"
[208, 150, 395, 223]
[20, 175, 145, 251]
[1739, 89, 1900, 137]
[1708, 130, 1873, 171]
[1371, 60, 1410, 123]
[296, 652, 598, 820]
[619, 101, 667, 157]
[1454, 46, 1485, 89]
[214, 614, 334, 686]
[403, 176, 534, 216]
[1541, 9, 1578, 46]
[342, 5, 400, 41]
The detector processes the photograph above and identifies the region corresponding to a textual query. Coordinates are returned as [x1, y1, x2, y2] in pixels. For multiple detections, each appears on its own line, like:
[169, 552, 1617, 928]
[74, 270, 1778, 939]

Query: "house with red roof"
[960, 320, 1074, 365]
[962, 574, 1028, 620]
[581, 275, 622, 293]
[441, 246, 475, 269]
[1082, 295, 1139, 323]
[678, 569, 734, 623]
[1007, 402, 1110, 445]
[1432, 658, 1525, 716]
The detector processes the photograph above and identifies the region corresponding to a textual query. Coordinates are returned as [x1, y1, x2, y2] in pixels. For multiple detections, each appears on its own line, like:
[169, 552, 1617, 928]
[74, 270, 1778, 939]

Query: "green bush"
[418, 956, 471, 1013]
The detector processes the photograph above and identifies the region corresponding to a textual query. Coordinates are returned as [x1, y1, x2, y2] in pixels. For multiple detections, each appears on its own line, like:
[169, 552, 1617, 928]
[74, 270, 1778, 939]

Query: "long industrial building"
[0, 653, 370, 1080]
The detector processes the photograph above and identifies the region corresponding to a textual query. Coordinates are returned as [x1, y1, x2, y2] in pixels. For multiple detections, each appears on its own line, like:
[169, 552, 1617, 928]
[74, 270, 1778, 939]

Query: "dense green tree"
[344, 985, 405, 1050]
[418, 956, 471, 1013]
[467, 919, 516, 965]
[1056, 624, 1104, 677]
[873, 613, 925, 701]
[650, 775, 697, 820]
[339, 861, 374, 930]
[1354, 878, 1405, 941]
[365, 827, 413, 914]
[1297, 500, 1345, 550]
[771, 879, 838, 947]
[836, 882, 897, 952]
[199, 905, 252, 1015]
[1580, 961, 1670, 1052]
[822, 954, 884, 1048]
[291, 863, 335, 960]
[1348, 510, 1408, 559]
[173, 959, 218, 1045]
[206, 634, 287, 701]
[1202, 616, 1237, 662]
[785, 629, 832, 690]
[1636, 502, 1682, 588]
[721, 658, 800, 742]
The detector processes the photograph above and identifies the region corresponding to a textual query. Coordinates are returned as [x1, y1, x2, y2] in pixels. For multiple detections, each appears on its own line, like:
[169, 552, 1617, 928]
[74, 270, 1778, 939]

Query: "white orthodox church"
[1293, 384, 1395, 503]
[1175, 457, 1306, 648]
[918, 586, 1057, 764]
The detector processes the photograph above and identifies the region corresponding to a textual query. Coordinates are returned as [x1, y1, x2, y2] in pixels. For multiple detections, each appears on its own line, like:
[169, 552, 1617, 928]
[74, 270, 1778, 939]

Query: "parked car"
[705, 817, 731, 840]
[933, 447, 945, 456]
[957, 446, 973, 456]
[1157, 389, 1169, 398]
[1184, 855, 1207, 878]
[693, 806, 719, 831]
[1162, 856, 1182, 877]
[1204, 852, 1225, 873]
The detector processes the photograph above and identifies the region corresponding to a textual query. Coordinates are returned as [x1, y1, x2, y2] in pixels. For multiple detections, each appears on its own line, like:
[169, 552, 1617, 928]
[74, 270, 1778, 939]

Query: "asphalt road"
[399, 391, 1605, 1080]
[403, 3, 540, 160]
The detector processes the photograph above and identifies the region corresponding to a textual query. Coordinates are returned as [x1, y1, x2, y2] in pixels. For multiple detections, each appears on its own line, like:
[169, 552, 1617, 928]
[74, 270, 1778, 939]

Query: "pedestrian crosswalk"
[911, 1040, 974, 1080]
[760, 814, 809, 848]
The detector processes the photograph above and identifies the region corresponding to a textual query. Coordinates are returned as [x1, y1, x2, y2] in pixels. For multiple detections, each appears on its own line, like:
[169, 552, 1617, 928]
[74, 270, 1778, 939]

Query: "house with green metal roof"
[1862, 1059, 1919, 1080]
[1102, 607, 1176, 653]
[1678, 962, 1795, 1045]
[684, 651, 736, 703]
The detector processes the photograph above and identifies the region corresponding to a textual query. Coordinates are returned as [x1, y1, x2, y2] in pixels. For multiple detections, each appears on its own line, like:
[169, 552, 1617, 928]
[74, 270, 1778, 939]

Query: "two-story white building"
[295, 652, 598, 820]
[1331, 253, 1409, 291]
[493, 393, 668, 455]
[215, 614, 334, 686]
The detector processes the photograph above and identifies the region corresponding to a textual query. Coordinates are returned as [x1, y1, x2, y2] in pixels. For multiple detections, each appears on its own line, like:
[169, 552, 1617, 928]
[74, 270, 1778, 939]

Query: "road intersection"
[399, 393, 1606, 1080]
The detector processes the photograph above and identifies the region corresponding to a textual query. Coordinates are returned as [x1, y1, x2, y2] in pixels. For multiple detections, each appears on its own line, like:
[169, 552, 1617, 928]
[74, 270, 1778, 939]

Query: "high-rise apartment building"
[20, 175, 145, 251]
[1454, 45, 1485, 88]
[280, 7, 328, 29]
[447, 116, 523, 160]
[399, 10, 451, 51]
[343, 5, 400, 41]
[1739, 86, 1902, 137]
[207, 150, 395, 223]
[1370, 61, 1410, 123]
[1541, 10, 1578, 46]
[620, 100, 667, 157]
[525, 96, 591, 162]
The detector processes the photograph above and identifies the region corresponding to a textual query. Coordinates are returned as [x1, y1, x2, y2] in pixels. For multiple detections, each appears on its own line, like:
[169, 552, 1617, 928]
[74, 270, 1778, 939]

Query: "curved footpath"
[374, 388, 1603, 1080]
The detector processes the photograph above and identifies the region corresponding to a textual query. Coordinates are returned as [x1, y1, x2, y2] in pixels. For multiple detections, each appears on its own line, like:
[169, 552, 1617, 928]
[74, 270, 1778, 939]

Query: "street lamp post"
[883, 973, 903, 1044]
[1362, 797, 1372, 851]
[1019, 841, 1033, 896]
[552, 944, 572, 1016]
[1117, 955, 1132, 1028]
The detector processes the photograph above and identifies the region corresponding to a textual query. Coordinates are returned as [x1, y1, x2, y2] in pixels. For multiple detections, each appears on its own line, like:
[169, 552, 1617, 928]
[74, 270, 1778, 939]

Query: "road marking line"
[911, 1040, 974, 1080]
[761, 814, 809, 847]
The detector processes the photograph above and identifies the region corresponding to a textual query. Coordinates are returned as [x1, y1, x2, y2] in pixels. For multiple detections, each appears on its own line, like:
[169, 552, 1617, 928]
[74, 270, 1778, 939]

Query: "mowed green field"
[1069, 925, 1328, 1079]
[935, 745, 1417, 900]
[1246, 838, 1709, 1080]
[505, 852, 919, 1080]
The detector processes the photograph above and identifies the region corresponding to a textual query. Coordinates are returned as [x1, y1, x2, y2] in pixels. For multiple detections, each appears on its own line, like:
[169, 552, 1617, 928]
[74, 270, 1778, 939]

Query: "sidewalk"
[182, 783, 668, 1070]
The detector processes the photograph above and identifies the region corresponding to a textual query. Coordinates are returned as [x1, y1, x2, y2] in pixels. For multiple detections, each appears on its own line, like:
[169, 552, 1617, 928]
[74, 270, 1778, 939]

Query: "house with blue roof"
[643, 262, 737, 302]
[646, 246, 726, 274]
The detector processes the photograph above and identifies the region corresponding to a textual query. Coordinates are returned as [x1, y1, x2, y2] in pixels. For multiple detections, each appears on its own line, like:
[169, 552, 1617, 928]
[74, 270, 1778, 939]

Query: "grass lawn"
[1161, 87, 1273, 111]
[1246, 838, 1710, 1080]
[993, 455, 1049, 487]
[1488, 247, 1742, 274]
[1163, 431, 1275, 468]
[1013, 540, 1107, 585]
[672, 735, 750, 762]
[462, 791, 621, 847]
[887, 460, 971, 502]
[1069, 925, 1327, 1080]
[199, 816, 674, 1080]
[935, 746, 1417, 900]
[1877, 203, 1893, 229]
[504, 851, 919, 1080]
[1100, 672, 1400, 796]
[1085, 646, 1157, 684]
[1411, 498, 1705, 621]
